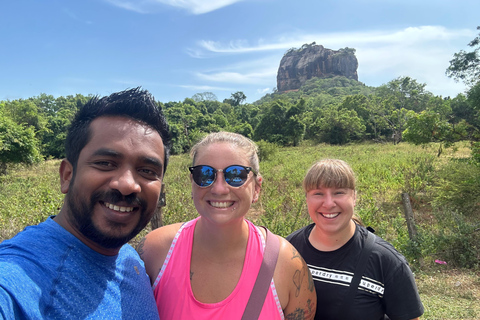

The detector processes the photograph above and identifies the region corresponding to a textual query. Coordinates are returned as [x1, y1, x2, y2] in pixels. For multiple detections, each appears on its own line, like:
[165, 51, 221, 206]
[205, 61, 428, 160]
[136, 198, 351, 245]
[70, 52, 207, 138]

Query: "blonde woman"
[287, 159, 423, 320]
[139, 132, 316, 319]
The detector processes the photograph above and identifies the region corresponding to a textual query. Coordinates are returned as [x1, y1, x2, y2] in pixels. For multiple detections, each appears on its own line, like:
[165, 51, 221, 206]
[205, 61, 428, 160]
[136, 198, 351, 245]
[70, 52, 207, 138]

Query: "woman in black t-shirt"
[286, 159, 424, 320]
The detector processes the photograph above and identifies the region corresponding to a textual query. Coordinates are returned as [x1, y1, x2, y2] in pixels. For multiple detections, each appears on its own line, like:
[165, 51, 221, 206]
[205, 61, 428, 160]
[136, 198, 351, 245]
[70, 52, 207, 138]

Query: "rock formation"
[276, 43, 358, 92]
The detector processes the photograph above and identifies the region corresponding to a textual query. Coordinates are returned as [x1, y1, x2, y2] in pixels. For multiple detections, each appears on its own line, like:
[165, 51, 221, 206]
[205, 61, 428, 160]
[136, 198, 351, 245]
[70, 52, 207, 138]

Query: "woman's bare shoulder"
[136, 222, 184, 283]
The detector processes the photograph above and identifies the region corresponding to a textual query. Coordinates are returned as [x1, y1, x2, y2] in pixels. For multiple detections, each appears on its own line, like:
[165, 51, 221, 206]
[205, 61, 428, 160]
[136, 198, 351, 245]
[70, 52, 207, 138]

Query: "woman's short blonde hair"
[190, 131, 261, 177]
[303, 159, 356, 193]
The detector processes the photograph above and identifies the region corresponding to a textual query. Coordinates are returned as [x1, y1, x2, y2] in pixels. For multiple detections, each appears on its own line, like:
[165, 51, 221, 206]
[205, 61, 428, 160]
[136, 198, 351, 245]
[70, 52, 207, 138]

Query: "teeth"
[210, 201, 233, 208]
[322, 213, 340, 219]
[105, 202, 134, 213]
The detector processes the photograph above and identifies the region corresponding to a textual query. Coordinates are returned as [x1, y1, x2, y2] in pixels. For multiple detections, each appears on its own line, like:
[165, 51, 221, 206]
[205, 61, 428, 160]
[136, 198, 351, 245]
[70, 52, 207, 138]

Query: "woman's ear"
[59, 159, 73, 194]
[253, 176, 262, 203]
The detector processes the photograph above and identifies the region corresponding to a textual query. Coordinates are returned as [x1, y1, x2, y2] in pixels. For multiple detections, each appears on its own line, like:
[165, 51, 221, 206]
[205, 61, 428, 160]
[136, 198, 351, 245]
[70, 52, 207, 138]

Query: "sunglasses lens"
[224, 166, 249, 187]
[192, 166, 216, 187]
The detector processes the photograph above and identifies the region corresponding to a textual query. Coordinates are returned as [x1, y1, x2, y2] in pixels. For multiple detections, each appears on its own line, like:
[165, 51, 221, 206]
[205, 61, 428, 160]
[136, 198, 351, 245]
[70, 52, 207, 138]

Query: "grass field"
[1, 141, 479, 319]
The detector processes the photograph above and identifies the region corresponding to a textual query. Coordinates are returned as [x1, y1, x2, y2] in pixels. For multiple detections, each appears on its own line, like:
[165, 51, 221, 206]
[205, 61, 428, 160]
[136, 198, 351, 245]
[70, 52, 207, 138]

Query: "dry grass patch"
[417, 270, 480, 319]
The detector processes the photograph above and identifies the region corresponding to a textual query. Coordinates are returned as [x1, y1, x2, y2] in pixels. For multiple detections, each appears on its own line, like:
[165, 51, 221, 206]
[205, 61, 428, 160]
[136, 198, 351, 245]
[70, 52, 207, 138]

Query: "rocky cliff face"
[276, 43, 358, 92]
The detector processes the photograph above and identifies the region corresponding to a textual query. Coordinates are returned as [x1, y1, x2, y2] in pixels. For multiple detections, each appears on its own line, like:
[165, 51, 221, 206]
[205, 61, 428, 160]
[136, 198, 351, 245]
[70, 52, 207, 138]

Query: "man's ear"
[59, 159, 73, 194]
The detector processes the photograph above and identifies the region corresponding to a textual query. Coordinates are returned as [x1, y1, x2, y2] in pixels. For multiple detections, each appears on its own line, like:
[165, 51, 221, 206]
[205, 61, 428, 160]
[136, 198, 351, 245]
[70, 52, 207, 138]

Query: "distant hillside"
[254, 76, 376, 105]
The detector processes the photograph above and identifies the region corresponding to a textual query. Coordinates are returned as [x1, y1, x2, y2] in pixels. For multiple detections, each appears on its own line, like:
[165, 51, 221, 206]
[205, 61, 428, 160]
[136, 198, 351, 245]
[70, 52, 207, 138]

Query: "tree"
[403, 111, 466, 156]
[192, 92, 218, 102]
[311, 106, 365, 145]
[446, 26, 480, 87]
[377, 76, 431, 113]
[0, 112, 42, 174]
[254, 101, 289, 144]
[223, 91, 246, 107]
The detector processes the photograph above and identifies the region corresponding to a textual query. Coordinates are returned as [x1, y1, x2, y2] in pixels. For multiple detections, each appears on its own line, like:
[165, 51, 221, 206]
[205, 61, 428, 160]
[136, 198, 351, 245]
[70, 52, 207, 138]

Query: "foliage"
[192, 92, 218, 102]
[311, 105, 365, 144]
[403, 110, 467, 156]
[446, 26, 480, 87]
[1, 68, 479, 163]
[0, 112, 42, 174]
[223, 91, 246, 107]
[256, 140, 278, 161]
[432, 158, 480, 216]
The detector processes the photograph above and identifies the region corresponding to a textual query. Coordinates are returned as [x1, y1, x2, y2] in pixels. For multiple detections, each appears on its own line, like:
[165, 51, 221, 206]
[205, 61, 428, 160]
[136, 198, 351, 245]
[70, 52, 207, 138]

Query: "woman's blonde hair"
[303, 159, 355, 193]
[190, 131, 261, 178]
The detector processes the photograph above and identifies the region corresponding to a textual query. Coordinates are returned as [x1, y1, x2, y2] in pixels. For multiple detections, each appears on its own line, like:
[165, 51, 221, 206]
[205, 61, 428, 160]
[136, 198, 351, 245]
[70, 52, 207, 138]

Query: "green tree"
[446, 26, 480, 86]
[254, 100, 306, 146]
[339, 95, 389, 140]
[192, 92, 218, 102]
[312, 106, 365, 144]
[224, 91, 247, 107]
[254, 100, 289, 145]
[377, 76, 432, 113]
[0, 112, 42, 174]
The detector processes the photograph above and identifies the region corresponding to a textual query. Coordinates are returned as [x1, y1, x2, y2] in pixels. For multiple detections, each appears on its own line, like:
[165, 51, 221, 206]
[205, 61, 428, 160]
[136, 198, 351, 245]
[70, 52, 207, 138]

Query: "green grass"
[1, 141, 479, 319]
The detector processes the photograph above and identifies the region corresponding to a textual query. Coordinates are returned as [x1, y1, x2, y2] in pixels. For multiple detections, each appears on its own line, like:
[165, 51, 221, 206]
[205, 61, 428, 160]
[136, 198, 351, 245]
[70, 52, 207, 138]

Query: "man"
[0, 88, 170, 319]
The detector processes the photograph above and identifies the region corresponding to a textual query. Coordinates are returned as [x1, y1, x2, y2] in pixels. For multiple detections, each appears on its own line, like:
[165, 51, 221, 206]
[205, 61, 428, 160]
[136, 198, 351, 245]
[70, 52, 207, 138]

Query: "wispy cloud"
[102, 0, 244, 14]
[179, 84, 233, 91]
[63, 8, 93, 24]
[195, 26, 474, 55]
[257, 87, 271, 94]
[195, 71, 269, 84]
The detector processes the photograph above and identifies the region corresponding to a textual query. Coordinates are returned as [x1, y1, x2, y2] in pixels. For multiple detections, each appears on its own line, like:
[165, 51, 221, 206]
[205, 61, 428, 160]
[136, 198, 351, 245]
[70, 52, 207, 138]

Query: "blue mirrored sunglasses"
[188, 165, 257, 188]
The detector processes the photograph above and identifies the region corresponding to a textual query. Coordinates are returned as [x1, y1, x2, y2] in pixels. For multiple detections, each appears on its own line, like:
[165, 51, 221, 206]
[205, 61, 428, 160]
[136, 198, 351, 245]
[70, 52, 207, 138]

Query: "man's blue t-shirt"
[0, 217, 159, 319]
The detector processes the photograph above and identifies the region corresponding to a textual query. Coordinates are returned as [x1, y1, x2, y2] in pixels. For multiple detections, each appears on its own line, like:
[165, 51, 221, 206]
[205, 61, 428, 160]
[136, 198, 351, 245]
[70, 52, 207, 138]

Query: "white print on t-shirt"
[308, 265, 385, 296]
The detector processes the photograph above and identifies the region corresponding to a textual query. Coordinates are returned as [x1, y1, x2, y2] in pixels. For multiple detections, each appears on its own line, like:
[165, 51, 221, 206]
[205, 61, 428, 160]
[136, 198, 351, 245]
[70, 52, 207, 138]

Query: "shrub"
[256, 140, 278, 161]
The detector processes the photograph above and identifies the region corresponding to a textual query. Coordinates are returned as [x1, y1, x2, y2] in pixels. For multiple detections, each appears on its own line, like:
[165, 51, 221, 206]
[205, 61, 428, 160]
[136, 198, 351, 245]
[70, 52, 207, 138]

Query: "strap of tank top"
[241, 227, 280, 320]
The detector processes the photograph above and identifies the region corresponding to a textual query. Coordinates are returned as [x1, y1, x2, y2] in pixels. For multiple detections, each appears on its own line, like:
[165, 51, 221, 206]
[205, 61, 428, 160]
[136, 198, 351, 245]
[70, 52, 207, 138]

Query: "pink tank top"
[153, 218, 284, 319]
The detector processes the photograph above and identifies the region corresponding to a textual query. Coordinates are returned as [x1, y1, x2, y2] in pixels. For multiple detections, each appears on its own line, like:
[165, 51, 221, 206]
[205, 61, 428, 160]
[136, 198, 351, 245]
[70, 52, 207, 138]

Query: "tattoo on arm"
[190, 271, 194, 281]
[293, 268, 306, 297]
[136, 237, 146, 258]
[291, 247, 301, 260]
[284, 300, 316, 320]
[284, 308, 306, 320]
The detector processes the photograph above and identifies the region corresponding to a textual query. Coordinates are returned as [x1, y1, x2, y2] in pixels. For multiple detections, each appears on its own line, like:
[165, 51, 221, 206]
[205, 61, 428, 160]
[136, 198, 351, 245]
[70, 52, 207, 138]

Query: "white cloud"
[196, 69, 276, 85]
[102, 0, 244, 14]
[179, 84, 233, 91]
[63, 8, 93, 24]
[257, 87, 271, 94]
[196, 26, 474, 54]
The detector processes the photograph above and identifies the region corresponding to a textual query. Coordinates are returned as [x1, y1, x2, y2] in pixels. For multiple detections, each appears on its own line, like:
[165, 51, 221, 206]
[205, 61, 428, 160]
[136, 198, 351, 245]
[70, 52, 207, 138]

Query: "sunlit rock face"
[277, 43, 358, 92]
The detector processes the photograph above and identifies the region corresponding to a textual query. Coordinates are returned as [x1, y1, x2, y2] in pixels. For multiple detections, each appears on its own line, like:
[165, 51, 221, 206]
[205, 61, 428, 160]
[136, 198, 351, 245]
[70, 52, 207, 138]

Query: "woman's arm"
[136, 223, 183, 285]
[274, 236, 317, 320]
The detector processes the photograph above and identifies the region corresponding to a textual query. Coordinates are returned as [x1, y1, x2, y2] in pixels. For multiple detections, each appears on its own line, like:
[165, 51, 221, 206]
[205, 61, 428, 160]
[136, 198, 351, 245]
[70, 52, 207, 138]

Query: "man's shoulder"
[0, 217, 75, 284]
[0, 218, 64, 253]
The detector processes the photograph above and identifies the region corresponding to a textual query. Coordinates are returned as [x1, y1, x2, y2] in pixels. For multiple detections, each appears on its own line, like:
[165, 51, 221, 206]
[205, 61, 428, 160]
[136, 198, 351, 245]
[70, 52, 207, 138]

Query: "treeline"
[1, 74, 480, 174]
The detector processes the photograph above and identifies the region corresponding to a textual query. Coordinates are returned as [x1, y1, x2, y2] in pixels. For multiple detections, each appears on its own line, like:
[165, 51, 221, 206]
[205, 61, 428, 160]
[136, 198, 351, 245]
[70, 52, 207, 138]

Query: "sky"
[1, 0, 479, 104]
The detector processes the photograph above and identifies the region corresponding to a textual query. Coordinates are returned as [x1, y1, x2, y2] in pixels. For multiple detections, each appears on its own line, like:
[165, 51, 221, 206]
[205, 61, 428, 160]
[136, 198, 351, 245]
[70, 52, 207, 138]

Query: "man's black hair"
[65, 87, 171, 173]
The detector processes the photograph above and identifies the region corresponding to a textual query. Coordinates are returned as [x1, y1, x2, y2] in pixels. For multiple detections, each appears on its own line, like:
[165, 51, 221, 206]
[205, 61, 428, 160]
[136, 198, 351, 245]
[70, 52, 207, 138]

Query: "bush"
[256, 140, 278, 161]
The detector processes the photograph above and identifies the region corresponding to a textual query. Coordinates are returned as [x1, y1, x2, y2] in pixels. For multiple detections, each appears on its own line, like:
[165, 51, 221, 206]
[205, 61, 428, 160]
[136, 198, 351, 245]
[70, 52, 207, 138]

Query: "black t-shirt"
[286, 224, 424, 320]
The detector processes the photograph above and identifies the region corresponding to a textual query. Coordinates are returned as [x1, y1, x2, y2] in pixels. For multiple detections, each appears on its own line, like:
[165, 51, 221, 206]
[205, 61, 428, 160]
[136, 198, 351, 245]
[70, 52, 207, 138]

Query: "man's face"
[60, 116, 165, 251]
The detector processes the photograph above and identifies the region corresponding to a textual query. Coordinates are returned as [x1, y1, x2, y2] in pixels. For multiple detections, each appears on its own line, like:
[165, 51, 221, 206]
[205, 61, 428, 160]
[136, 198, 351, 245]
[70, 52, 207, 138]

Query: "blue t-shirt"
[0, 217, 160, 319]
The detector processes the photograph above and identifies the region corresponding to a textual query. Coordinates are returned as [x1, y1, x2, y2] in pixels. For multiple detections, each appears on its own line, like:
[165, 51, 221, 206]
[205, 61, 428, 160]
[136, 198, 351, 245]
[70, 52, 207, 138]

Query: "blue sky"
[1, 0, 479, 103]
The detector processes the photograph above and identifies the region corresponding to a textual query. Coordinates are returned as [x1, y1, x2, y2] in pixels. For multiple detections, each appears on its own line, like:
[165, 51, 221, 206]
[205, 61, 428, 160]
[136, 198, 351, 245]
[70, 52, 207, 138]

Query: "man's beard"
[65, 185, 156, 249]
